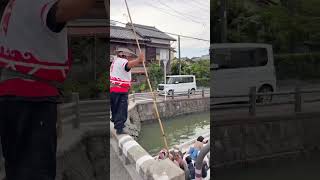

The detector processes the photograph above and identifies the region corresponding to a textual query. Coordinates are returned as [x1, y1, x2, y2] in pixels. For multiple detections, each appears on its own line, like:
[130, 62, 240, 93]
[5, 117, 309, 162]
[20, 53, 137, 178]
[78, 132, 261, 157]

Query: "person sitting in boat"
[185, 156, 195, 180]
[157, 149, 168, 160]
[188, 136, 208, 160]
[173, 151, 186, 170]
[201, 160, 209, 178]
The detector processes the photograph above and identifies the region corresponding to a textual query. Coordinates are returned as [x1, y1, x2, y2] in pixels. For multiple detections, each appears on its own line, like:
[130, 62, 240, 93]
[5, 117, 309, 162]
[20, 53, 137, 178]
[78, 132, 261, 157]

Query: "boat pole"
[124, 0, 169, 151]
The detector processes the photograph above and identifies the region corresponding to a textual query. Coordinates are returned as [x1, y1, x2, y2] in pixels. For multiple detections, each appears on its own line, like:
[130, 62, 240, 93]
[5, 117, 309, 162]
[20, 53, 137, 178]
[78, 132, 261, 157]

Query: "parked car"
[157, 75, 197, 95]
[211, 43, 277, 104]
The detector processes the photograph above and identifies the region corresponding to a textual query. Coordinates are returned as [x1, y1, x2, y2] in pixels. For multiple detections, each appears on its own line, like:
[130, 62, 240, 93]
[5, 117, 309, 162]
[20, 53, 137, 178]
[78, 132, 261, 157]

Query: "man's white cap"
[115, 47, 138, 58]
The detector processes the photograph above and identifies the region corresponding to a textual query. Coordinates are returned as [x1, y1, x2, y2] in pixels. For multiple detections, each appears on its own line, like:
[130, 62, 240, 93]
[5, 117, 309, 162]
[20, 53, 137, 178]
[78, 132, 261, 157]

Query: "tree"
[148, 63, 164, 89]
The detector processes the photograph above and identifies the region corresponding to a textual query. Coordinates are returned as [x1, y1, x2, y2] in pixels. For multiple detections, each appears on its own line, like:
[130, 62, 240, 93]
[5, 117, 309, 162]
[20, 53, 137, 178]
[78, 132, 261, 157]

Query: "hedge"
[274, 53, 320, 80]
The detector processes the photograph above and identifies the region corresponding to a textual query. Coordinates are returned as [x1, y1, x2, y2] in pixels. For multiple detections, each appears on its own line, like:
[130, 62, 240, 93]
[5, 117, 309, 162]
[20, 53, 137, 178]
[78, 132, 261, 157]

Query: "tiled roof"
[110, 26, 145, 41]
[126, 24, 176, 41]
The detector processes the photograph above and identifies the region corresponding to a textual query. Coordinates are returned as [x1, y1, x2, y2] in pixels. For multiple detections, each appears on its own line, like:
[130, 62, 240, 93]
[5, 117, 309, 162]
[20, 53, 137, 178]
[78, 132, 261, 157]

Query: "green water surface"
[137, 111, 210, 155]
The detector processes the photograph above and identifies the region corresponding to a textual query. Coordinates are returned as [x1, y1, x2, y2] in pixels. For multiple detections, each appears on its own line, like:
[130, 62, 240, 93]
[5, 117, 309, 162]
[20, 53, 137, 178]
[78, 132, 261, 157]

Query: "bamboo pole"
[124, 0, 169, 150]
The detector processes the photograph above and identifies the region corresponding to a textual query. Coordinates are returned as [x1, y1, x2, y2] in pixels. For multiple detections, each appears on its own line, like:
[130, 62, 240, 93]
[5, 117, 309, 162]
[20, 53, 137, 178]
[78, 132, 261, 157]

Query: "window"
[167, 77, 182, 84]
[213, 48, 268, 69]
[182, 77, 193, 83]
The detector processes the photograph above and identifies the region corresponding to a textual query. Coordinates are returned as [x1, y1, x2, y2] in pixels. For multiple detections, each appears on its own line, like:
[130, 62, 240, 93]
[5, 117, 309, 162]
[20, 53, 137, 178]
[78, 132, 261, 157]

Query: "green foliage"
[62, 79, 100, 100]
[96, 70, 109, 94]
[275, 53, 320, 80]
[131, 83, 141, 93]
[148, 63, 164, 89]
[170, 59, 210, 87]
[139, 83, 146, 92]
[213, 0, 320, 54]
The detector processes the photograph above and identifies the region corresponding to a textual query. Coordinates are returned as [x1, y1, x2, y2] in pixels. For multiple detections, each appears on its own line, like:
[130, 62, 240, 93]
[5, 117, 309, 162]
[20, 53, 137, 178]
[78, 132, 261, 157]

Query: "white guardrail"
[129, 89, 210, 103]
[57, 93, 109, 136]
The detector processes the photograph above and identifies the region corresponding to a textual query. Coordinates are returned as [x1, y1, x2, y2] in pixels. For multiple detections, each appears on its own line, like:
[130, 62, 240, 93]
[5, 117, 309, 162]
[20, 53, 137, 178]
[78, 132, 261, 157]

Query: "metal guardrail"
[129, 89, 210, 102]
[58, 93, 109, 130]
[211, 86, 320, 115]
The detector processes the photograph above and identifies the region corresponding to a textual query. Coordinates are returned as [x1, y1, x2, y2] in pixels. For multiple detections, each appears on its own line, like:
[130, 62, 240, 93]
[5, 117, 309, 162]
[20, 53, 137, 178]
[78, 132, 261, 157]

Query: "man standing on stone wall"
[0, 0, 98, 179]
[110, 47, 145, 135]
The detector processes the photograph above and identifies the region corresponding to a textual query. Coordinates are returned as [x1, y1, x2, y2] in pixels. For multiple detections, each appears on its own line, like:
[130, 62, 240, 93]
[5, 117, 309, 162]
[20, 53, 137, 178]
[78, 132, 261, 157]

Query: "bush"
[274, 53, 320, 80]
[62, 78, 103, 100]
[197, 78, 210, 87]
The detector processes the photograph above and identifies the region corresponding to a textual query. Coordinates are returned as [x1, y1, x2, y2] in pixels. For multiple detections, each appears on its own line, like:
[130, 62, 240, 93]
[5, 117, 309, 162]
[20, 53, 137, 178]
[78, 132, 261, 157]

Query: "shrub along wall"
[274, 53, 320, 80]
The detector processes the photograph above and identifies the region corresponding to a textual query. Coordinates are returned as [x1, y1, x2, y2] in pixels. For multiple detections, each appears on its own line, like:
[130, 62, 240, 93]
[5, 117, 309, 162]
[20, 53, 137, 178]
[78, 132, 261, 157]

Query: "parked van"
[211, 43, 277, 104]
[157, 75, 197, 95]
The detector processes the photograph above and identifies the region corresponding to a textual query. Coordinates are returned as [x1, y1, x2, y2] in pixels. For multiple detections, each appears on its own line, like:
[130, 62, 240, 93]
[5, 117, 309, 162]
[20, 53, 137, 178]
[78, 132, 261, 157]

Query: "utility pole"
[220, 0, 227, 43]
[178, 35, 181, 75]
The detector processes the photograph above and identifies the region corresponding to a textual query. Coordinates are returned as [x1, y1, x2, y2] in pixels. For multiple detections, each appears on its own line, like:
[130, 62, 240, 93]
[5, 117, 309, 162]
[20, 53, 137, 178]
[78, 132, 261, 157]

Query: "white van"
[211, 43, 277, 104]
[157, 75, 197, 95]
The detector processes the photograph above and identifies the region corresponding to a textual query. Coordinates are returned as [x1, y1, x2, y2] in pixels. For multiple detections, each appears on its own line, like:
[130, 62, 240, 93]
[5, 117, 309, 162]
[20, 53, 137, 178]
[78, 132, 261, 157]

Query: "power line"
[152, 0, 208, 23]
[196, 0, 210, 8]
[110, 19, 210, 42]
[180, 0, 210, 11]
[143, 1, 205, 25]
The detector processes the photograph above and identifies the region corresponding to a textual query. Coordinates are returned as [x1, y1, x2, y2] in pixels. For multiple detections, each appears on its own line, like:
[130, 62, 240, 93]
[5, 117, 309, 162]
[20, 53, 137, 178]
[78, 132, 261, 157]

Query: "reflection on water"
[215, 152, 320, 180]
[138, 112, 210, 155]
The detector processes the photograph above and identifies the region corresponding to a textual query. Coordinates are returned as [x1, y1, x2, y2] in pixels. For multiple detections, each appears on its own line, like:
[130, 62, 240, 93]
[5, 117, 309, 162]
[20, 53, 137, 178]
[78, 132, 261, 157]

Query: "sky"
[110, 0, 210, 58]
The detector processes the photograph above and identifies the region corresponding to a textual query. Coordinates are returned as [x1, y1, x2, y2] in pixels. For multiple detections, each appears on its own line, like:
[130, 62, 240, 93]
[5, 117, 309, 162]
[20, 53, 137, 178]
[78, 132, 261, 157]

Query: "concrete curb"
[110, 122, 184, 180]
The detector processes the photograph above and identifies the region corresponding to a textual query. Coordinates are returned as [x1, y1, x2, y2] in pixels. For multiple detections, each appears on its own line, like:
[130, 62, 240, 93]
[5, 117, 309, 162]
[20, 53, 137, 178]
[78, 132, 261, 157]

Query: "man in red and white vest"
[110, 47, 144, 134]
[0, 0, 96, 179]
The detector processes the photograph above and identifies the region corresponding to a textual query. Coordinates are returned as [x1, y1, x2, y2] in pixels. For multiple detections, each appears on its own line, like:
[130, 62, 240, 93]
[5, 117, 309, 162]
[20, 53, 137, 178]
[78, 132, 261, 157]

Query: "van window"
[167, 77, 181, 84]
[167, 77, 193, 84]
[183, 77, 193, 83]
[213, 48, 268, 69]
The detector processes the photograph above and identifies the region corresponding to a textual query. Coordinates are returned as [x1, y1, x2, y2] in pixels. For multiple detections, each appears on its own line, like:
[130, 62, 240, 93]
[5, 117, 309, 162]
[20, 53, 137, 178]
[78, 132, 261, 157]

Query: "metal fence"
[211, 86, 320, 115]
[129, 89, 210, 103]
[57, 93, 109, 134]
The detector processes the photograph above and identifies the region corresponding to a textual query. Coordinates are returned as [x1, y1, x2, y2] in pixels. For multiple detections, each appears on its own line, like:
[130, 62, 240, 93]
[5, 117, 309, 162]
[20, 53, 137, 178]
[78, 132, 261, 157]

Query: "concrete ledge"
[110, 122, 184, 180]
[56, 123, 108, 180]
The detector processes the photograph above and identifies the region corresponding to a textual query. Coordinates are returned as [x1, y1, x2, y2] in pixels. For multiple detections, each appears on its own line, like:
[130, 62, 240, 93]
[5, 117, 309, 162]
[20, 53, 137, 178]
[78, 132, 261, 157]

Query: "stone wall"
[133, 97, 210, 123]
[213, 112, 320, 168]
[110, 123, 185, 180]
[56, 129, 108, 180]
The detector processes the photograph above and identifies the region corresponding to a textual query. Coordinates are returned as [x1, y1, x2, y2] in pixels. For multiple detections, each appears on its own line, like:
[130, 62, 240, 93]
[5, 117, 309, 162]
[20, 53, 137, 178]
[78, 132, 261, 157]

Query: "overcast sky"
[110, 0, 210, 58]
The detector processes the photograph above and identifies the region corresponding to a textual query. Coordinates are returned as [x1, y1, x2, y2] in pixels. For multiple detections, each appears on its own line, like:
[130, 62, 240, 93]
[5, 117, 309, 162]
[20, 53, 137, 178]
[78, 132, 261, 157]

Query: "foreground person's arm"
[127, 53, 145, 69]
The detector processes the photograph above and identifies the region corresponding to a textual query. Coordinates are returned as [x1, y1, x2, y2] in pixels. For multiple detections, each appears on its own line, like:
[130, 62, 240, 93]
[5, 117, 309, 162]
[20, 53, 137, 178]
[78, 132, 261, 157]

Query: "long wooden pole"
[124, 0, 169, 150]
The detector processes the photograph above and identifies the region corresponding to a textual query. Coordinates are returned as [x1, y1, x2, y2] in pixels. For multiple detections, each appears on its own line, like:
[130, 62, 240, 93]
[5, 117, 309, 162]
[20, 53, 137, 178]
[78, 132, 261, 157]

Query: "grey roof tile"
[110, 26, 145, 41]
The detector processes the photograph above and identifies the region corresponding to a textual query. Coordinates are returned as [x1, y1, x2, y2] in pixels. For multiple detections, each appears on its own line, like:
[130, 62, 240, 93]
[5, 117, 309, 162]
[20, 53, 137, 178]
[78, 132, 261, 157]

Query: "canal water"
[215, 152, 320, 180]
[138, 111, 210, 156]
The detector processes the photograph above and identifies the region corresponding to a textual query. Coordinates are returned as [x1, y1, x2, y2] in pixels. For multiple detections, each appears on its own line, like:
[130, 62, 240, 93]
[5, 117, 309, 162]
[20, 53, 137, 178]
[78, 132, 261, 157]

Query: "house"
[110, 23, 176, 82]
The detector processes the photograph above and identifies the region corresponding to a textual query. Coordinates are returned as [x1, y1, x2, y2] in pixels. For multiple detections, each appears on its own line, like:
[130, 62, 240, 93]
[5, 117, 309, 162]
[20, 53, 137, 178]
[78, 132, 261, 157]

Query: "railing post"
[202, 88, 205, 98]
[132, 91, 135, 103]
[172, 90, 174, 99]
[249, 87, 257, 116]
[295, 87, 302, 112]
[188, 89, 190, 98]
[72, 92, 80, 129]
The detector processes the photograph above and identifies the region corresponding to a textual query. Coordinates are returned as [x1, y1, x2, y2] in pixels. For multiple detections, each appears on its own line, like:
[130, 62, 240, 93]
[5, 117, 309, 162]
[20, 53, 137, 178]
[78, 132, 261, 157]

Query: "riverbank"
[126, 96, 209, 140]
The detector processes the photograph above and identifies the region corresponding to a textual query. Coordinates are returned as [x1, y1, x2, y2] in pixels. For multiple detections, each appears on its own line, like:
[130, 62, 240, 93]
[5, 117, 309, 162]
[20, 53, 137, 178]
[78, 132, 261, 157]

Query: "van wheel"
[257, 85, 273, 103]
[168, 90, 173, 96]
[190, 89, 196, 95]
